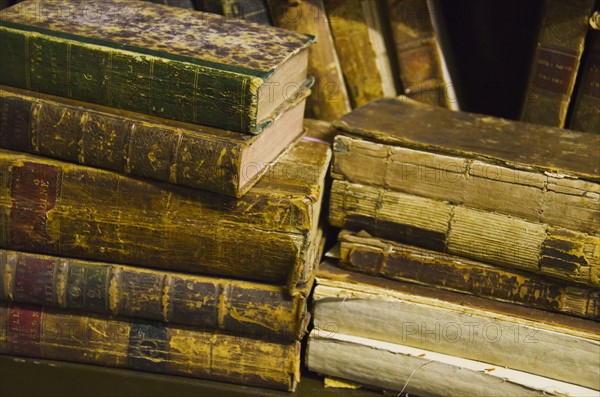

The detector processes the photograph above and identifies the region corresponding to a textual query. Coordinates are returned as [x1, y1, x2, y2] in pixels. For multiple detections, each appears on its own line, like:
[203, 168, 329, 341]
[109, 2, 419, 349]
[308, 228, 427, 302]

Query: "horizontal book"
[312, 262, 600, 390]
[520, 0, 596, 127]
[331, 98, 599, 235]
[269, 0, 352, 121]
[0, 302, 301, 391]
[335, 230, 599, 320]
[0, 84, 309, 197]
[330, 179, 599, 287]
[0, 249, 312, 341]
[306, 330, 599, 396]
[0, 0, 314, 134]
[0, 139, 331, 295]
[324, 0, 396, 108]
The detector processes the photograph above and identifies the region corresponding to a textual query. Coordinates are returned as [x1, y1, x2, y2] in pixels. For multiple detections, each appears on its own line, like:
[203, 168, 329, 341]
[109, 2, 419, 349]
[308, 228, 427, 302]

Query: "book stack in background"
[0, 0, 332, 391]
[306, 97, 600, 395]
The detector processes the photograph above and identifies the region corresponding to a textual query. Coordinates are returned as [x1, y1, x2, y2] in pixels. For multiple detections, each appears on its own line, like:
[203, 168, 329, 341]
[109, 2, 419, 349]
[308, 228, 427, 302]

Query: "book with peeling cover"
[0, 249, 317, 341]
[0, 84, 310, 197]
[0, 139, 331, 296]
[0, 302, 301, 391]
[329, 97, 599, 287]
[0, 0, 314, 134]
[311, 263, 600, 390]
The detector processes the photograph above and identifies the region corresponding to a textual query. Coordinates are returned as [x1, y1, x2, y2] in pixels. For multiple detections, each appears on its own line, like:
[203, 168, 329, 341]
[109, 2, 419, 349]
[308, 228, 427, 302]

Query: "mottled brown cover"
[0, 302, 301, 391]
[0, 139, 331, 295]
[521, 0, 596, 127]
[0, 250, 309, 341]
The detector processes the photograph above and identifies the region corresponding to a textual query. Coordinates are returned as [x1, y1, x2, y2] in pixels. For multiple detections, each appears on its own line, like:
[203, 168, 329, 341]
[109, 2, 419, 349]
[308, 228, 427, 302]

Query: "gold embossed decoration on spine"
[0, 139, 331, 296]
[0, 303, 301, 391]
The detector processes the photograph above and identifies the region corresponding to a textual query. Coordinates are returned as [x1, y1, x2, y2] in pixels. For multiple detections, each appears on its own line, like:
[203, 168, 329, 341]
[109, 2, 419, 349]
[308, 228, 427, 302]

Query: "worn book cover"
[330, 97, 599, 234]
[312, 262, 600, 389]
[569, 28, 600, 133]
[386, 0, 458, 109]
[306, 330, 598, 396]
[0, 302, 301, 391]
[0, 139, 331, 295]
[0, 0, 314, 134]
[0, 249, 312, 341]
[269, 0, 352, 121]
[0, 84, 309, 197]
[334, 230, 599, 320]
[520, 0, 596, 127]
[324, 0, 396, 108]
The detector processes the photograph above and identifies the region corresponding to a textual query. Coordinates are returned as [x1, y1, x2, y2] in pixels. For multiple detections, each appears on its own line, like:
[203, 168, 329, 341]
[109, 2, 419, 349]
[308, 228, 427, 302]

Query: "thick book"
[306, 330, 599, 396]
[334, 231, 599, 320]
[520, 0, 596, 127]
[0, 139, 331, 295]
[330, 98, 599, 235]
[569, 28, 600, 133]
[0, 0, 314, 134]
[330, 179, 599, 287]
[269, 0, 352, 121]
[193, 0, 272, 25]
[312, 263, 600, 389]
[386, 0, 458, 109]
[324, 0, 396, 108]
[0, 84, 309, 197]
[0, 249, 313, 341]
[0, 302, 301, 391]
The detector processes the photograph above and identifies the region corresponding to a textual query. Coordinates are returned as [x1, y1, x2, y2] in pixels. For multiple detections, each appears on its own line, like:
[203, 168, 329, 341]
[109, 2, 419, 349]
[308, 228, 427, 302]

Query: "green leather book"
[0, 0, 314, 134]
[0, 84, 309, 197]
[0, 139, 331, 296]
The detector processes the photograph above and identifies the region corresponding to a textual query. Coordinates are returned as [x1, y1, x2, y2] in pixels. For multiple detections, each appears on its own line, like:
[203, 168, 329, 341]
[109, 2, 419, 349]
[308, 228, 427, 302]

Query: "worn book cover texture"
[0, 0, 314, 133]
[0, 139, 331, 295]
[0, 249, 309, 341]
[269, 0, 352, 121]
[0, 302, 301, 391]
[313, 263, 600, 389]
[335, 231, 599, 320]
[569, 28, 600, 133]
[0, 84, 309, 197]
[520, 0, 596, 127]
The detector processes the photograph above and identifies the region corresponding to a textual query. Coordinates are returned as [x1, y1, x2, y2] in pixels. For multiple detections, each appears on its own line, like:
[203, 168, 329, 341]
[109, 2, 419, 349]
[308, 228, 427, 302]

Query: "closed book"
[520, 0, 596, 127]
[306, 330, 599, 396]
[0, 139, 331, 295]
[145, 0, 195, 8]
[0, 0, 314, 134]
[312, 262, 600, 390]
[335, 230, 599, 320]
[0, 249, 313, 341]
[193, 0, 272, 25]
[0, 302, 301, 391]
[269, 0, 352, 121]
[0, 84, 309, 197]
[324, 0, 396, 108]
[569, 28, 600, 133]
[386, 0, 458, 109]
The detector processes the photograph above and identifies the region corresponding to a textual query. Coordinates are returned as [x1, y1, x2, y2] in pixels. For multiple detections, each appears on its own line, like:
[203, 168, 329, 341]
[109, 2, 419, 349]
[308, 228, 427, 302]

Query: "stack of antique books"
[0, 0, 331, 391]
[306, 97, 600, 395]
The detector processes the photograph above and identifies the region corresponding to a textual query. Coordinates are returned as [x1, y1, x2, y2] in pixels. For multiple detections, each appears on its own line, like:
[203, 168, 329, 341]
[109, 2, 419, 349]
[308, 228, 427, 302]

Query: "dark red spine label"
[14, 253, 57, 305]
[9, 162, 61, 252]
[7, 305, 42, 357]
[532, 46, 578, 95]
